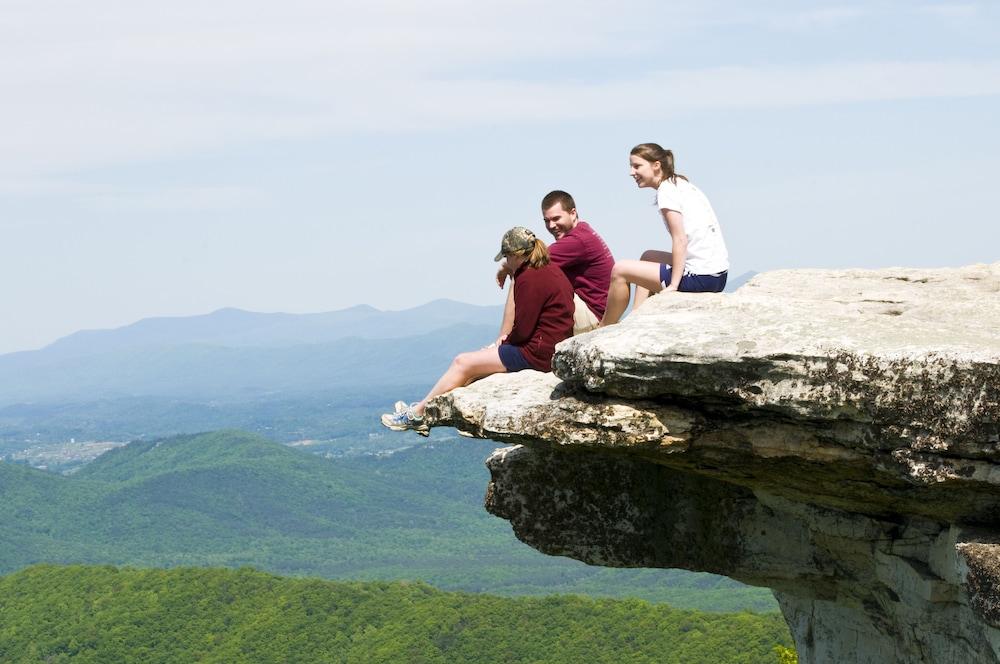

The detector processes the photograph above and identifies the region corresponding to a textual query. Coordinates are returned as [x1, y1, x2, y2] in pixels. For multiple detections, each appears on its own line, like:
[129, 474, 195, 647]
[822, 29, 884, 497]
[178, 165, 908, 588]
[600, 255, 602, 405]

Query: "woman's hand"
[483, 334, 508, 350]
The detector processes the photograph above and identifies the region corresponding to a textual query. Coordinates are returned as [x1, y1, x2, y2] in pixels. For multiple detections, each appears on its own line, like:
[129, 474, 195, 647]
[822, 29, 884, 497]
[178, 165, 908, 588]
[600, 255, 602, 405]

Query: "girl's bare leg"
[599, 260, 664, 327]
[413, 347, 506, 415]
[633, 250, 672, 309]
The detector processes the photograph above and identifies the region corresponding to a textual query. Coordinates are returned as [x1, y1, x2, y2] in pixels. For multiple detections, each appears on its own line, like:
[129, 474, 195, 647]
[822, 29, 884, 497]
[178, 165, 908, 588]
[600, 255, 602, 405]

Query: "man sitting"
[496, 190, 614, 343]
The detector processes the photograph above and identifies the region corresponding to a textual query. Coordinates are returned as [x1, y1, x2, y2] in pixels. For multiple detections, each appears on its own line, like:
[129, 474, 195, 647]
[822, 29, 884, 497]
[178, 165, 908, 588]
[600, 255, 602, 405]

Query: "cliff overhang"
[426, 263, 1000, 664]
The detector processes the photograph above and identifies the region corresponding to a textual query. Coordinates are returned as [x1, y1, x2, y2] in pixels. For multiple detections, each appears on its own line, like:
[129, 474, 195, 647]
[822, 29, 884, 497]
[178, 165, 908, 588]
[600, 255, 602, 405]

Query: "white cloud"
[916, 3, 980, 19]
[81, 186, 263, 214]
[10, 57, 1000, 171]
[1, 1, 997, 181]
[761, 6, 870, 30]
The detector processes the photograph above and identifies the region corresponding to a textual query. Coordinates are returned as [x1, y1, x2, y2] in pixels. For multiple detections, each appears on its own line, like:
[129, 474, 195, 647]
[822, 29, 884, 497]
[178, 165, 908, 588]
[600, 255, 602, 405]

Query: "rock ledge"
[427, 263, 1000, 664]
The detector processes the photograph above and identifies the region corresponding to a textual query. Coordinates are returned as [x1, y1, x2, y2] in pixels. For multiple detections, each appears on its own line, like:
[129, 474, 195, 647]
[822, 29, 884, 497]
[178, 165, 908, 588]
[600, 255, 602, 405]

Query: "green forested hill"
[0, 430, 777, 611]
[0, 565, 793, 664]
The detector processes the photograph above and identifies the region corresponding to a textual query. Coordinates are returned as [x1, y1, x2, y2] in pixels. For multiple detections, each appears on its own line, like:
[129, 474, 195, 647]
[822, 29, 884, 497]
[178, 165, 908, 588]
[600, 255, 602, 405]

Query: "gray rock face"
[426, 263, 1000, 664]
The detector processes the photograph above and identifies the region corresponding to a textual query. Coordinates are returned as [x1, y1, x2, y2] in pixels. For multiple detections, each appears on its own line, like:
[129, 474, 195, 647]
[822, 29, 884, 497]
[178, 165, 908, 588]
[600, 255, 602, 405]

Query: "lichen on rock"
[425, 262, 1000, 664]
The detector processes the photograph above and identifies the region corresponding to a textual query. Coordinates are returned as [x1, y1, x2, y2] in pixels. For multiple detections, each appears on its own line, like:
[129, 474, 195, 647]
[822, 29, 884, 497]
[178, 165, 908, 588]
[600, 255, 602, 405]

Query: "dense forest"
[0, 430, 776, 612]
[0, 565, 794, 663]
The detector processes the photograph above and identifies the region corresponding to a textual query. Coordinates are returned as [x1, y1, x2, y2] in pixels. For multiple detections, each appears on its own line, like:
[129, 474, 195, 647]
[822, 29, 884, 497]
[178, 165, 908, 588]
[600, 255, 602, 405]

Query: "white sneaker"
[381, 405, 428, 435]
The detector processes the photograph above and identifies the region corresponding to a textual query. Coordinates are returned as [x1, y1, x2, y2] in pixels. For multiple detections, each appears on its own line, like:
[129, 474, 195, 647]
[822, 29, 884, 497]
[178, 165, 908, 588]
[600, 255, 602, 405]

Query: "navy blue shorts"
[498, 344, 533, 372]
[660, 266, 728, 293]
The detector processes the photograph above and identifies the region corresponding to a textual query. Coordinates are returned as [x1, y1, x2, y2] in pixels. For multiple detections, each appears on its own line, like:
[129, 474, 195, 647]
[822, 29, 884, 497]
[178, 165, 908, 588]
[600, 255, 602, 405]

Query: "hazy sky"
[3, 1, 998, 354]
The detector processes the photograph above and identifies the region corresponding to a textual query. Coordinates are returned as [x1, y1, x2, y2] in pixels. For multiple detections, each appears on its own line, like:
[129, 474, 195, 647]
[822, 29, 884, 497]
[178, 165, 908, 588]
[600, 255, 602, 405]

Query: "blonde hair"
[514, 238, 550, 268]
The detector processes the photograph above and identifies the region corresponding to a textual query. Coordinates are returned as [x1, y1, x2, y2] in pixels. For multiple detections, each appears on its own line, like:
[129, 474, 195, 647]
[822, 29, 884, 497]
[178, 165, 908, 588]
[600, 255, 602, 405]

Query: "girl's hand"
[484, 334, 507, 350]
[496, 264, 510, 288]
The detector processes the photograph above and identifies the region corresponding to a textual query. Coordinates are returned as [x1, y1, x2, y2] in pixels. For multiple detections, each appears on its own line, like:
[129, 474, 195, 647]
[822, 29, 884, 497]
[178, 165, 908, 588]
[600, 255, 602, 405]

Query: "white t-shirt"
[657, 178, 729, 275]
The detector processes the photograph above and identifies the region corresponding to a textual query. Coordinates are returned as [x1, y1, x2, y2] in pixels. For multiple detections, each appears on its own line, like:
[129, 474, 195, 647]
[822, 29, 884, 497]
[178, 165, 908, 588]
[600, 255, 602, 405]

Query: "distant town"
[2, 440, 125, 474]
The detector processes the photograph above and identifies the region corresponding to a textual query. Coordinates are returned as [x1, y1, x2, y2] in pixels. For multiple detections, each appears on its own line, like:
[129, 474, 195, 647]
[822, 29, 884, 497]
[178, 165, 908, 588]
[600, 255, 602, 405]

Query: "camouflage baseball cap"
[494, 226, 537, 262]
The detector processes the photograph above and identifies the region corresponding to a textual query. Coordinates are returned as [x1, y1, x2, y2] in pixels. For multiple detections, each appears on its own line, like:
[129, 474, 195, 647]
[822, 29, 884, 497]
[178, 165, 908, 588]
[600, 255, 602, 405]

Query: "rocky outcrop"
[426, 263, 1000, 664]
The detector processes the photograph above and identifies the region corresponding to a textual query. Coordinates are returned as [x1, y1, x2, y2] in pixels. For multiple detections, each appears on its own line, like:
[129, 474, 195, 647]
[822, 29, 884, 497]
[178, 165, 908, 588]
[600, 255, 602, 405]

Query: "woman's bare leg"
[599, 260, 664, 327]
[633, 250, 672, 309]
[413, 347, 506, 415]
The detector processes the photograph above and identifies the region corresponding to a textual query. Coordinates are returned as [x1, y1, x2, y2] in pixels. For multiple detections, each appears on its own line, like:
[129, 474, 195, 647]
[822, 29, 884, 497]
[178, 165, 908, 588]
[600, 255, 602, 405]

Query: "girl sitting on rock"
[600, 143, 730, 326]
[382, 226, 574, 434]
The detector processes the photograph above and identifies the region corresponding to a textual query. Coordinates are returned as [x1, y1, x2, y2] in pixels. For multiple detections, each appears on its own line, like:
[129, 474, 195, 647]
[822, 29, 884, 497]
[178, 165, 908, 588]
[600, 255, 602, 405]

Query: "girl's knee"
[452, 352, 477, 372]
[611, 261, 640, 285]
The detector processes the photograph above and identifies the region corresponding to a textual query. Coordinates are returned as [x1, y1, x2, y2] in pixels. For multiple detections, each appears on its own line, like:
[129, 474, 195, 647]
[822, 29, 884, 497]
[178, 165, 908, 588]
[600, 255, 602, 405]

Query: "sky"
[2, 0, 998, 354]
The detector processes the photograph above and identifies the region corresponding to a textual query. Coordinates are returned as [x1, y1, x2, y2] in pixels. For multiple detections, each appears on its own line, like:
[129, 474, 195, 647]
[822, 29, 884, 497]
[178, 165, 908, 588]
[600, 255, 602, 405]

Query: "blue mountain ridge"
[29, 299, 503, 359]
[0, 323, 498, 405]
[0, 299, 505, 405]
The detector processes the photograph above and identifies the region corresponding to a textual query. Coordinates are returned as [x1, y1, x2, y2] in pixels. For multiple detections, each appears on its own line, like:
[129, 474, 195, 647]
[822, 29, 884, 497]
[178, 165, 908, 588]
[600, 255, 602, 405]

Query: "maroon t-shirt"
[548, 221, 614, 318]
[506, 262, 575, 372]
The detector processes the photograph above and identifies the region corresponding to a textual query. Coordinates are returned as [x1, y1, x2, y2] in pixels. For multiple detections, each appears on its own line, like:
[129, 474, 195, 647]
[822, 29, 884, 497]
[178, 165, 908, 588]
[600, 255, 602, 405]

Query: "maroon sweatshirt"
[505, 262, 575, 371]
[548, 221, 614, 318]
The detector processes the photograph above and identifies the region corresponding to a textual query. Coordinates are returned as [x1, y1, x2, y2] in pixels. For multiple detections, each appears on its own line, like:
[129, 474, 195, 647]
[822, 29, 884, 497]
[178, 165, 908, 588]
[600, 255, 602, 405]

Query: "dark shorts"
[498, 344, 533, 372]
[660, 266, 728, 293]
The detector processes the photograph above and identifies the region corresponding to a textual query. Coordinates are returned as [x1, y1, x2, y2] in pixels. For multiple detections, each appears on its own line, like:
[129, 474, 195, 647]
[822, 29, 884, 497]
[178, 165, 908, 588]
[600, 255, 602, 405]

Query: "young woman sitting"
[381, 226, 574, 434]
[600, 143, 730, 326]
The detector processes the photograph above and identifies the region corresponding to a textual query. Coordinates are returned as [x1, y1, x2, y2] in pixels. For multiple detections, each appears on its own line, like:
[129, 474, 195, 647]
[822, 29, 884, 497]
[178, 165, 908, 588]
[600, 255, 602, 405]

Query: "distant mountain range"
[0, 280, 758, 408]
[35, 299, 505, 360]
[0, 300, 503, 405]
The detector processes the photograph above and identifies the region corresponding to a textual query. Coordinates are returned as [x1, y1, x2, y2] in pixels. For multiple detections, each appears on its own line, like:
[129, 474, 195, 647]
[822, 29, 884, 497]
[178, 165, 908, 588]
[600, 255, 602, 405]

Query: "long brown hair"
[630, 143, 688, 184]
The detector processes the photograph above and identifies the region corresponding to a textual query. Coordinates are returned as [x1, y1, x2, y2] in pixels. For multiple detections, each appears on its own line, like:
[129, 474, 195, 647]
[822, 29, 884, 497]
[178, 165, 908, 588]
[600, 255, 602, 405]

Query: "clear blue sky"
[2, 1, 998, 354]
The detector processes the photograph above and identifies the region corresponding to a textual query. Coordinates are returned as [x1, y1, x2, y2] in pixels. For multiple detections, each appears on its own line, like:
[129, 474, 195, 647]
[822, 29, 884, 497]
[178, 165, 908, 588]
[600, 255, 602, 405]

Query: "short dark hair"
[541, 190, 576, 213]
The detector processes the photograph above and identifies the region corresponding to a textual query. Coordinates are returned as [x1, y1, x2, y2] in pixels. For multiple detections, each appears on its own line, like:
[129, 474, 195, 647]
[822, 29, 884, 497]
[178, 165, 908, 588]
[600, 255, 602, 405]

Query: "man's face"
[543, 203, 578, 240]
